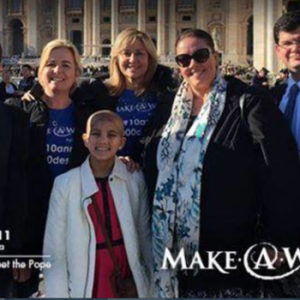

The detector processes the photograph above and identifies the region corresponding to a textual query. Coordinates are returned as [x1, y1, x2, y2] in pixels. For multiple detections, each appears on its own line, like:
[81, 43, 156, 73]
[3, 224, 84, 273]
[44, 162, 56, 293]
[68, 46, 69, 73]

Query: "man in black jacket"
[18, 64, 35, 95]
[0, 44, 29, 297]
[272, 12, 300, 156]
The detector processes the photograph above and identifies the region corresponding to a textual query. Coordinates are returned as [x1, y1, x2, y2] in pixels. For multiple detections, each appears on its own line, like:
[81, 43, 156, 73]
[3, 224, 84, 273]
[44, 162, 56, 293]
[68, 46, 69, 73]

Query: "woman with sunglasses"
[148, 29, 300, 298]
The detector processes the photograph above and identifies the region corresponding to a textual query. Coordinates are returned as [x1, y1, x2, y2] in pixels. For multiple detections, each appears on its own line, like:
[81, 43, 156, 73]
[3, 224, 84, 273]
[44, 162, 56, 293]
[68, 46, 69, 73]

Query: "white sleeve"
[43, 176, 70, 298]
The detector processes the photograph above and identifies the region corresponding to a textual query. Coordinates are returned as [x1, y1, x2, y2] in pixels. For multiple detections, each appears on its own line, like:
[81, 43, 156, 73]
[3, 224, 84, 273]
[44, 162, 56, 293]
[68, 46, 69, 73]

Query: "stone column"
[5, 27, 13, 57]
[225, 0, 239, 63]
[111, 0, 119, 43]
[27, 0, 38, 56]
[275, 0, 284, 71]
[0, 0, 4, 48]
[83, 0, 92, 56]
[196, 0, 205, 29]
[168, 0, 176, 56]
[92, 0, 100, 56]
[157, 0, 166, 57]
[253, 0, 280, 73]
[57, 0, 66, 39]
[138, 0, 146, 31]
[266, 0, 276, 72]
[253, 0, 267, 71]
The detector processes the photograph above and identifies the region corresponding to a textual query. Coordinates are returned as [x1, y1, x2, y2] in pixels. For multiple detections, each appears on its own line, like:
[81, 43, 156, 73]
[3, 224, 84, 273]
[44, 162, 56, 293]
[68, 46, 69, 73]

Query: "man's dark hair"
[274, 12, 300, 44]
[175, 29, 215, 52]
[280, 68, 289, 74]
[22, 64, 32, 71]
[0, 43, 2, 61]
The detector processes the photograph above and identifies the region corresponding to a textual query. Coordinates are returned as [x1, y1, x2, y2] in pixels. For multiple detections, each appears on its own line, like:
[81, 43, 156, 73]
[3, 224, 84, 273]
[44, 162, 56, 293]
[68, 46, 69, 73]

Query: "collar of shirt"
[279, 76, 300, 110]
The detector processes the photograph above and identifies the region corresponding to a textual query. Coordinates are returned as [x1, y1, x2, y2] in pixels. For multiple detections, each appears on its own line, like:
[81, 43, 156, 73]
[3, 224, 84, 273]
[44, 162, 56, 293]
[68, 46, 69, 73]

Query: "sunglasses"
[175, 48, 212, 67]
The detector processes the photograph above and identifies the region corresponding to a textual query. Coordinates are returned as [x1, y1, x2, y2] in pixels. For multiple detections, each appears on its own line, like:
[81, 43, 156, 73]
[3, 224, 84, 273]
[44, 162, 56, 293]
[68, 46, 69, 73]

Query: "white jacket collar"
[80, 156, 128, 199]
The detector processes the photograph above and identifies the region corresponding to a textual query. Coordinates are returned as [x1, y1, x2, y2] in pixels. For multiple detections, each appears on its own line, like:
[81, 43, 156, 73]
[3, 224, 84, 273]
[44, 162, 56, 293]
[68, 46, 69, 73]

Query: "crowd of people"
[0, 11, 299, 299]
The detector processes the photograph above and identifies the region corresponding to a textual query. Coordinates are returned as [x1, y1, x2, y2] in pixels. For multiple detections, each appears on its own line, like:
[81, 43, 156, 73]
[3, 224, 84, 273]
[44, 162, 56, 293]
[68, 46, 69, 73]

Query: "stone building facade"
[0, 0, 299, 72]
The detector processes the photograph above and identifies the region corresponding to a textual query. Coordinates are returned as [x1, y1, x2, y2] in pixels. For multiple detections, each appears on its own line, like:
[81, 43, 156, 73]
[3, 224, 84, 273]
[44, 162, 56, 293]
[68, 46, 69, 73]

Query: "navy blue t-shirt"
[46, 103, 75, 177]
[116, 89, 157, 157]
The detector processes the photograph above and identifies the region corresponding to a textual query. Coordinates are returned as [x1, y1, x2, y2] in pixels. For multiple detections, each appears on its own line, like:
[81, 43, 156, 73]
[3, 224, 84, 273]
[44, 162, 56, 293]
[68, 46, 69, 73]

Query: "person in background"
[275, 68, 289, 87]
[6, 39, 101, 297]
[0, 69, 19, 102]
[251, 67, 269, 90]
[18, 64, 35, 95]
[44, 111, 152, 298]
[151, 28, 300, 298]
[0, 44, 29, 297]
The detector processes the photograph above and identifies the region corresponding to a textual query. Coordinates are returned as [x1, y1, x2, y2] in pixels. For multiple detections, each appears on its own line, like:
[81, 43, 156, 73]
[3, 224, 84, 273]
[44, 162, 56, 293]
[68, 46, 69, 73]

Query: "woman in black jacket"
[6, 39, 101, 297]
[150, 29, 300, 298]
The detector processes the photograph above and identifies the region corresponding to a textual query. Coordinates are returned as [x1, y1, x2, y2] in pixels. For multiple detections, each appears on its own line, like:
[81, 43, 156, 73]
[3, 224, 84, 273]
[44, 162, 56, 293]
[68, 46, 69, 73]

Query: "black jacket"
[6, 94, 102, 254]
[0, 81, 18, 102]
[0, 103, 29, 255]
[271, 83, 288, 106]
[18, 75, 35, 92]
[144, 77, 300, 290]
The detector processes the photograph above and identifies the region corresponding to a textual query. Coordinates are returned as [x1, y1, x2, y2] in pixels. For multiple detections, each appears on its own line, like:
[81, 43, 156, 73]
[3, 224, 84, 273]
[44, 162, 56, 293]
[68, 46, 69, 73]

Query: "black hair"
[280, 68, 289, 74]
[175, 29, 215, 53]
[22, 64, 32, 71]
[274, 11, 300, 44]
[0, 44, 2, 62]
[260, 67, 269, 74]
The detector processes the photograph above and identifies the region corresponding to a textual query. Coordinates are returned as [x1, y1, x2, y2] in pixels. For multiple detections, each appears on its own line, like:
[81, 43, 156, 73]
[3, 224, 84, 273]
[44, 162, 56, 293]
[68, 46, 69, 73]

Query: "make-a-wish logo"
[47, 121, 75, 138]
[161, 243, 300, 280]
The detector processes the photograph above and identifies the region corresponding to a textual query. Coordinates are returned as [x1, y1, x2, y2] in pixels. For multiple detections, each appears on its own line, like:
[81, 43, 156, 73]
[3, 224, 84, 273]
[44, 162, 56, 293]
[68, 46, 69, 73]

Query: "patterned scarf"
[152, 74, 228, 298]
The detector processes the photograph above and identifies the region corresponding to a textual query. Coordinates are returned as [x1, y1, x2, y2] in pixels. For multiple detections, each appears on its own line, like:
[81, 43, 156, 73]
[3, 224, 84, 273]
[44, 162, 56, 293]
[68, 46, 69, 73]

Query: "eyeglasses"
[277, 39, 300, 50]
[175, 48, 212, 67]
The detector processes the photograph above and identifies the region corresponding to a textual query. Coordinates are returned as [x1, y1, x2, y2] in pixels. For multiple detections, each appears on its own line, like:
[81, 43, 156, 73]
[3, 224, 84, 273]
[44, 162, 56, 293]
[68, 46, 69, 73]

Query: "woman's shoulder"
[151, 64, 181, 93]
[6, 96, 45, 114]
[74, 79, 117, 111]
[114, 158, 145, 187]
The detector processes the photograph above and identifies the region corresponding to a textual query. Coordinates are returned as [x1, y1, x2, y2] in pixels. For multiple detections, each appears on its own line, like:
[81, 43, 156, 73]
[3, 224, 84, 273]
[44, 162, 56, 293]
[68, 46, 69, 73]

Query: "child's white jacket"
[43, 156, 152, 298]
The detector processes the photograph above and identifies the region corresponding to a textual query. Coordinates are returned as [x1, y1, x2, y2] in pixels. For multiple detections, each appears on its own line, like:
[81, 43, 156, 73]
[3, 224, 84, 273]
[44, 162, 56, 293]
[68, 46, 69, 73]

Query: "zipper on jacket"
[82, 197, 92, 298]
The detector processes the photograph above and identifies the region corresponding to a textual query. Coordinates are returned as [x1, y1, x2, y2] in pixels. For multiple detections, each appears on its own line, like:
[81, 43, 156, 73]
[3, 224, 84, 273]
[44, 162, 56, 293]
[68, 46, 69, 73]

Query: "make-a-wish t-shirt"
[46, 102, 75, 178]
[116, 89, 157, 157]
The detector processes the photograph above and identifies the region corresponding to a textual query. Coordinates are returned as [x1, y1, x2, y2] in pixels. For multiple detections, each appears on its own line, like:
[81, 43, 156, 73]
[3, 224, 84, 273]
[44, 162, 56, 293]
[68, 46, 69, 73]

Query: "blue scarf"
[152, 74, 228, 298]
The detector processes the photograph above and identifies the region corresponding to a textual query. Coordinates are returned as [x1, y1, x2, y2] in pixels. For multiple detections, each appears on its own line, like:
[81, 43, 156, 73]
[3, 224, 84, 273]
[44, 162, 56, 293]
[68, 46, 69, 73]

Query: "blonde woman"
[101, 28, 179, 164]
[6, 39, 101, 296]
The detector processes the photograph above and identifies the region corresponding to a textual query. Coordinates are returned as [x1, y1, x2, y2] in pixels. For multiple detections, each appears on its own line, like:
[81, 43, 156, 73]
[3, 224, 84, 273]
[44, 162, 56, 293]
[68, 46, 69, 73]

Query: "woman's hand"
[21, 90, 36, 102]
[119, 156, 140, 173]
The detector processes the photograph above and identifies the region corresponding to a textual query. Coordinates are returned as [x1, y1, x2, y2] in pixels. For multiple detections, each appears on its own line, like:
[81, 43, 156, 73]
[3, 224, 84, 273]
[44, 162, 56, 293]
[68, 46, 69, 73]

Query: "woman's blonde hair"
[106, 28, 158, 96]
[38, 39, 82, 93]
